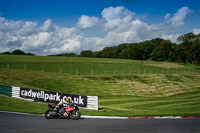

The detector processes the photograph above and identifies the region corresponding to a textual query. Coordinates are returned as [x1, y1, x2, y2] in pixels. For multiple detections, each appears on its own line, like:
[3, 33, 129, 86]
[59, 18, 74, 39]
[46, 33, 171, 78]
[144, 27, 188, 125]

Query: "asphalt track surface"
[0, 112, 200, 133]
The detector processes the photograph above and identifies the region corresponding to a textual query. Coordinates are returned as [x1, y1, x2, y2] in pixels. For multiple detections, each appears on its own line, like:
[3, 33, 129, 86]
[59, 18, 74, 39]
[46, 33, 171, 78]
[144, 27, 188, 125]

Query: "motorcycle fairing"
[64, 106, 74, 111]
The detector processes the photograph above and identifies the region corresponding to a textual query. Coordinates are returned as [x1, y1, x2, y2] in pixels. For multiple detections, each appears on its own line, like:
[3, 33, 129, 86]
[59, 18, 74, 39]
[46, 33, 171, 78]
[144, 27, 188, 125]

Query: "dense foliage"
[80, 32, 200, 65]
[48, 53, 78, 57]
[1, 49, 35, 56]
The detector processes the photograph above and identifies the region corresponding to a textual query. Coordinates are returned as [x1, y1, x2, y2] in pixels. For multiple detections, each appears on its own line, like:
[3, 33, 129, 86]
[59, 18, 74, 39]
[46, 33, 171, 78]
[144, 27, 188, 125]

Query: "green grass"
[0, 55, 200, 116]
[0, 55, 199, 76]
[0, 95, 47, 114]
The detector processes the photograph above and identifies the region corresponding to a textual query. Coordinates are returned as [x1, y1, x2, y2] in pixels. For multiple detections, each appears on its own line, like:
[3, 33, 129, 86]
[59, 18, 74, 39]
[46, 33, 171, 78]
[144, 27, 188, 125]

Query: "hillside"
[0, 55, 200, 116]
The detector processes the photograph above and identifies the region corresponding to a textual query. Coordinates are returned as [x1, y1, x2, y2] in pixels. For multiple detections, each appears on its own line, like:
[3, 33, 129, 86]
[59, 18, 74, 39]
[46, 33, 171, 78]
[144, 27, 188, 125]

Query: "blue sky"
[1, 0, 200, 26]
[0, 0, 200, 55]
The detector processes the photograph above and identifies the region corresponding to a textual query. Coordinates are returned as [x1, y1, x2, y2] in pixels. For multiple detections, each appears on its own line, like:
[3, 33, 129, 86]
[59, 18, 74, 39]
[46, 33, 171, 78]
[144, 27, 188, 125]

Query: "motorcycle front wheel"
[69, 110, 81, 120]
[45, 109, 55, 119]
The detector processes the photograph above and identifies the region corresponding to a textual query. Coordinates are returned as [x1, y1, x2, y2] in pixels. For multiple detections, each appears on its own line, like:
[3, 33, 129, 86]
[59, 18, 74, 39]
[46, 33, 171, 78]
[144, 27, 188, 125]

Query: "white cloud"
[43, 35, 82, 54]
[0, 17, 81, 55]
[171, 6, 192, 27]
[102, 6, 135, 31]
[20, 26, 79, 55]
[102, 6, 135, 21]
[164, 6, 192, 27]
[0, 6, 193, 55]
[76, 15, 99, 30]
[18, 21, 37, 36]
[0, 17, 24, 32]
[192, 29, 200, 35]
[40, 19, 51, 31]
[161, 34, 180, 43]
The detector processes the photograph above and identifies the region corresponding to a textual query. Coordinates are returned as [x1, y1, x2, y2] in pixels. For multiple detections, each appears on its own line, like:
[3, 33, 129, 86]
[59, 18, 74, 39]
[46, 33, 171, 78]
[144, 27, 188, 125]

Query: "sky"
[0, 0, 200, 55]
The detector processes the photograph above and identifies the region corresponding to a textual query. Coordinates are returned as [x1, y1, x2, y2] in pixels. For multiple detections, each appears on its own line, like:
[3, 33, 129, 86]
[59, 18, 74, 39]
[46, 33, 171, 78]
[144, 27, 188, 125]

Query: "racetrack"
[0, 112, 200, 133]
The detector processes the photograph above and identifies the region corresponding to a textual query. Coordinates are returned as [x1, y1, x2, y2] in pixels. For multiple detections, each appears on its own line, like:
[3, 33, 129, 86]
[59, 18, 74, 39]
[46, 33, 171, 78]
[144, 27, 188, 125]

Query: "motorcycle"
[45, 103, 81, 119]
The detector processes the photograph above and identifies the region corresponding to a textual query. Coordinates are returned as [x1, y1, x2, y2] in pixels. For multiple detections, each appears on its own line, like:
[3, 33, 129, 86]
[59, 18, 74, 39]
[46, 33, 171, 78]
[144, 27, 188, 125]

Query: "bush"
[1, 51, 11, 55]
[11, 49, 26, 55]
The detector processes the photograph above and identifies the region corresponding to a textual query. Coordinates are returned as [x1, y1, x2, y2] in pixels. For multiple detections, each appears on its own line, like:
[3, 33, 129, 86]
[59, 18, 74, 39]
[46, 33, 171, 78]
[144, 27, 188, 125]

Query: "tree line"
[2, 32, 199, 65]
[0, 49, 35, 56]
[79, 32, 200, 65]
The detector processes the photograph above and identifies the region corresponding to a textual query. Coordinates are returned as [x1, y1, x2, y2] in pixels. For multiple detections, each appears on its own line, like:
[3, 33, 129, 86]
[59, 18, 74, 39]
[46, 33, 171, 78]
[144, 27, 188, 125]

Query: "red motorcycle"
[45, 103, 81, 119]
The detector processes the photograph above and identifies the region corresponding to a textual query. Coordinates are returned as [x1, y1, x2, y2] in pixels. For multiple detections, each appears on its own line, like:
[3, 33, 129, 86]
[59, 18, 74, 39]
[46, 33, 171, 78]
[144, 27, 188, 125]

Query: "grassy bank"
[0, 55, 199, 76]
[0, 55, 200, 116]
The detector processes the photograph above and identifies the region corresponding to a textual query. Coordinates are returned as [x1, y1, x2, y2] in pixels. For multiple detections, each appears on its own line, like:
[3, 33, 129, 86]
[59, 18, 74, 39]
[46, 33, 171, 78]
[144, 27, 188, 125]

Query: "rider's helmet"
[66, 97, 71, 103]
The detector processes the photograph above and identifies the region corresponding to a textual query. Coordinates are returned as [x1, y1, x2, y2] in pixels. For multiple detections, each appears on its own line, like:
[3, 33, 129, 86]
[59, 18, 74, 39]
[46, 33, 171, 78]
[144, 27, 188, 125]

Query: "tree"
[191, 37, 200, 65]
[177, 32, 196, 48]
[119, 48, 128, 59]
[101, 47, 117, 58]
[127, 43, 142, 60]
[26, 53, 35, 56]
[92, 51, 102, 58]
[168, 51, 176, 62]
[177, 32, 196, 63]
[11, 49, 26, 55]
[1, 51, 11, 55]
[151, 40, 173, 61]
[139, 41, 155, 60]
[80, 50, 93, 57]
[77, 32, 199, 65]
[115, 44, 127, 58]
[172, 45, 186, 63]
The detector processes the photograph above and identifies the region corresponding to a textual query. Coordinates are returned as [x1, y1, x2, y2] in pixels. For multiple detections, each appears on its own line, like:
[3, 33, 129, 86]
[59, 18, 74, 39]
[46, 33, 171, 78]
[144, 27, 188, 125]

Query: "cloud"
[164, 6, 192, 27]
[21, 26, 80, 55]
[40, 19, 53, 32]
[0, 6, 192, 55]
[0, 17, 81, 55]
[192, 29, 200, 35]
[99, 6, 191, 44]
[76, 15, 99, 30]
[7, 40, 22, 47]
[161, 34, 181, 43]
[102, 6, 135, 31]
[0, 17, 24, 32]
[18, 21, 37, 36]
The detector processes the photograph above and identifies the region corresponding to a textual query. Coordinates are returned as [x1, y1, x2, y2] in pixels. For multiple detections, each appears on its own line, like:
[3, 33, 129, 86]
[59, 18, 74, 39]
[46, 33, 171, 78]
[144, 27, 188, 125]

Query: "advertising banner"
[20, 88, 87, 107]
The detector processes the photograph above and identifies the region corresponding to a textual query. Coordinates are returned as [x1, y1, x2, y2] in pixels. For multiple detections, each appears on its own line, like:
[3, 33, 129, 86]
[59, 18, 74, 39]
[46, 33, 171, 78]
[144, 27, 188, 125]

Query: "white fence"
[87, 96, 98, 110]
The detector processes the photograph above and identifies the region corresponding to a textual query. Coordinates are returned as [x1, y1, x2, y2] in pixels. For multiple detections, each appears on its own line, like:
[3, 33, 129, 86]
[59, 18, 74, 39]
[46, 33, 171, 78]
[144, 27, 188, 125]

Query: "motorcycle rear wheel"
[69, 110, 81, 120]
[45, 109, 55, 119]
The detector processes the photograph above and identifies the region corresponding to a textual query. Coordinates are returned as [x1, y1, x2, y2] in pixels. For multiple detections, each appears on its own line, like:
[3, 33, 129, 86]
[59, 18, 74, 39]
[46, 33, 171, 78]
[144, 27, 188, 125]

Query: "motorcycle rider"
[57, 97, 72, 116]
